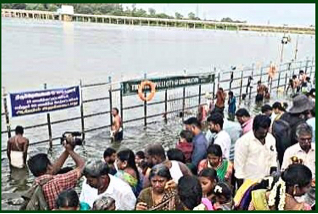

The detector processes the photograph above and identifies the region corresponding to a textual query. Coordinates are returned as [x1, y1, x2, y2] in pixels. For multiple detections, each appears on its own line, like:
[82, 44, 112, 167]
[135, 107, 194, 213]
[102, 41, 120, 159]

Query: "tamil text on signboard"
[9, 86, 80, 117]
[121, 74, 215, 96]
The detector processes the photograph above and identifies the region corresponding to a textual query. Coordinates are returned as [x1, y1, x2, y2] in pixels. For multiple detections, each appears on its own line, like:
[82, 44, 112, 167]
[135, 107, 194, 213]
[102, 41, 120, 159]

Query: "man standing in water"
[110, 108, 123, 142]
[255, 81, 266, 103]
[7, 125, 29, 168]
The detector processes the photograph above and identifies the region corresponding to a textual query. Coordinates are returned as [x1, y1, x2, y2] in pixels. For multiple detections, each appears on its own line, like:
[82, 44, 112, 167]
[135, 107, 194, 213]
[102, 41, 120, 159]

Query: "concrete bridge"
[2, 9, 315, 35]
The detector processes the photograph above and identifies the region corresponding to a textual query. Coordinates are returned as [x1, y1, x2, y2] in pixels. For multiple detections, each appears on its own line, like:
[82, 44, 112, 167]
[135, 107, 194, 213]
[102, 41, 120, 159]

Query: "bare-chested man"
[110, 108, 123, 142]
[7, 126, 29, 168]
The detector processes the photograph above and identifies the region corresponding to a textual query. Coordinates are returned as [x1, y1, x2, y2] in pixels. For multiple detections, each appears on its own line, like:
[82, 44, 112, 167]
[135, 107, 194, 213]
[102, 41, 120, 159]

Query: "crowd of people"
[6, 71, 316, 211]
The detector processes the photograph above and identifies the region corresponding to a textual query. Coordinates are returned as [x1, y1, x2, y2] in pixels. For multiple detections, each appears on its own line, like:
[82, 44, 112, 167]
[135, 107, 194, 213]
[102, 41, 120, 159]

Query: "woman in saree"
[249, 164, 312, 211]
[135, 164, 183, 211]
[198, 144, 233, 184]
[115, 149, 142, 197]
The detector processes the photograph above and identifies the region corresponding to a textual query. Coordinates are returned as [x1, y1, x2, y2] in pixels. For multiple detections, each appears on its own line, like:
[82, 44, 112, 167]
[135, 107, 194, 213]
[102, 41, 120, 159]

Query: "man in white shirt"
[282, 123, 315, 177]
[207, 113, 231, 159]
[234, 115, 277, 187]
[79, 160, 136, 210]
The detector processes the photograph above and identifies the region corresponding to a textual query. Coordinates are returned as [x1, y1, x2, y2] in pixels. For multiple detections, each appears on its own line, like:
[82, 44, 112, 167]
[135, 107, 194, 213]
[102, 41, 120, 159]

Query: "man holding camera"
[26, 136, 85, 210]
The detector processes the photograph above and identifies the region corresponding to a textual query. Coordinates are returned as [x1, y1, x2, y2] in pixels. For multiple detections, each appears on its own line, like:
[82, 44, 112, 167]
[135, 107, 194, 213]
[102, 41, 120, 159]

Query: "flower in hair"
[214, 185, 222, 194]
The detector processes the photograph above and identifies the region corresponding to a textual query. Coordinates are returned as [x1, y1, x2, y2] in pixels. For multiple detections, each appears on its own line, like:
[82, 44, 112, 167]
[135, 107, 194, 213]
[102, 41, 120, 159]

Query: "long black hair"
[117, 149, 140, 181]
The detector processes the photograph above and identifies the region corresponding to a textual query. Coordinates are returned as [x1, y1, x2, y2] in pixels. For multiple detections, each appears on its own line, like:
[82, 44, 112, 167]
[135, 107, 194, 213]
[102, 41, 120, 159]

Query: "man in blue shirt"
[184, 117, 207, 168]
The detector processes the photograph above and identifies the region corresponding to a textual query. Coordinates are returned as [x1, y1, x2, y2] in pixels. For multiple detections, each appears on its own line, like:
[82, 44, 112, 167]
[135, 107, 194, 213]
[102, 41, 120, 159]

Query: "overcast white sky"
[130, 4, 315, 26]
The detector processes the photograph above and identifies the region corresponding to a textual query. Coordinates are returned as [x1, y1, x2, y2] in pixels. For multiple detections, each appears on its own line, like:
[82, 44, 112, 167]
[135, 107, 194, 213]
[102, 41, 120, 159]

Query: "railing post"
[120, 84, 124, 128]
[249, 64, 254, 100]
[182, 87, 186, 122]
[44, 83, 53, 150]
[277, 68, 281, 94]
[259, 66, 263, 82]
[2, 87, 12, 139]
[239, 70, 243, 105]
[229, 71, 233, 92]
[305, 57, 309, 74]
[80, 80, 85, 141]
[108, 76, 113, 127]
[217, 72, 221, 90]
[198, 80, 202, 106]
[284, 73, 288, 92]
[164, 89, 168, 123]
[309, 58, 313, 78]
[144, 73, 147, 126]
[212, 67, 216, 99]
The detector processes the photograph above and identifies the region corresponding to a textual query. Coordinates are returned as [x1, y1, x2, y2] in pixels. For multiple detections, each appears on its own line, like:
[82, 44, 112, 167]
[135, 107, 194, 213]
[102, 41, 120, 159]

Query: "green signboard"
[121, 74, 215, 96]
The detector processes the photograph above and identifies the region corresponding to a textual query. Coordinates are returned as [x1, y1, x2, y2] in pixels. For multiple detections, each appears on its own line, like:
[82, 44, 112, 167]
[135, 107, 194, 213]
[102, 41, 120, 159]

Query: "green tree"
[76, 5, 93, 14]
[134, 8, 147, 17]
[11, 3, 26, 10]
[221, 17, 233, 22]
[156, 13, 171, 19]
[188, 12, 196, 20]
[25, 4, 37, 10]
[35, 4, 45, 11]
[2, 4, 13, 9]
[148, 8, 156, 17]
[175, 12, 183, 19]
[99, 4, 114, 14]
[131, 3, 137, 16]
[47, 4, 59, 12]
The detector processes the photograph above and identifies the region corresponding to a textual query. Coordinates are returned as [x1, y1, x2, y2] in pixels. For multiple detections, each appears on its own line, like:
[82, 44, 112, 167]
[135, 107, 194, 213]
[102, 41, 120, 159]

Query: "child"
[176, 130, 193, 163]
[212, 182, 234, 210]
[198, 168, 218, 201]
[135, 151, 145, 167]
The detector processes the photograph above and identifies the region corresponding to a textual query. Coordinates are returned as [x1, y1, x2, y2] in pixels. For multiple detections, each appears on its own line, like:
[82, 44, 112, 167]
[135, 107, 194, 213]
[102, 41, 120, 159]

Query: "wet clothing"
[8, 136, 28, 168]
[113, 129, 123, 141]
[255, 94, 264, 102]
[11, 150, 24, 168]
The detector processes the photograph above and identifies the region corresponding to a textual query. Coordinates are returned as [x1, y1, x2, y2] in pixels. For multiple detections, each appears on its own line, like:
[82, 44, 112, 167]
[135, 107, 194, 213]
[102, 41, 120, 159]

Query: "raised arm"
[65, 143, 85, 179]
[51, 150, 69, 175]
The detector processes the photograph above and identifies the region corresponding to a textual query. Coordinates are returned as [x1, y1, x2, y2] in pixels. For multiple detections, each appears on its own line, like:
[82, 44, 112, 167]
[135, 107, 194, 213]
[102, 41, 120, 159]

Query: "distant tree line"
[2, 3, 246, 23]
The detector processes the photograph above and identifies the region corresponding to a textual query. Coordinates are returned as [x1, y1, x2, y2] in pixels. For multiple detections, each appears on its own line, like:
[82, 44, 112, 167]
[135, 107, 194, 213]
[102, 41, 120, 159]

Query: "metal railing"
[1, 59, 315, 152]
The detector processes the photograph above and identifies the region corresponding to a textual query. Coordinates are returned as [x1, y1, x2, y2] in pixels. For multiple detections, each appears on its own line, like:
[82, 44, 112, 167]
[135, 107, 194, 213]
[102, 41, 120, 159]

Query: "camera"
[60, 131, 84, 146]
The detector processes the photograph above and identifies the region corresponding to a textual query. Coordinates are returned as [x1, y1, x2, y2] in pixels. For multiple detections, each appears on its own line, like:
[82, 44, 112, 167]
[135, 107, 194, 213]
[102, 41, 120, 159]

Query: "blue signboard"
[9, 86, 80, 117]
